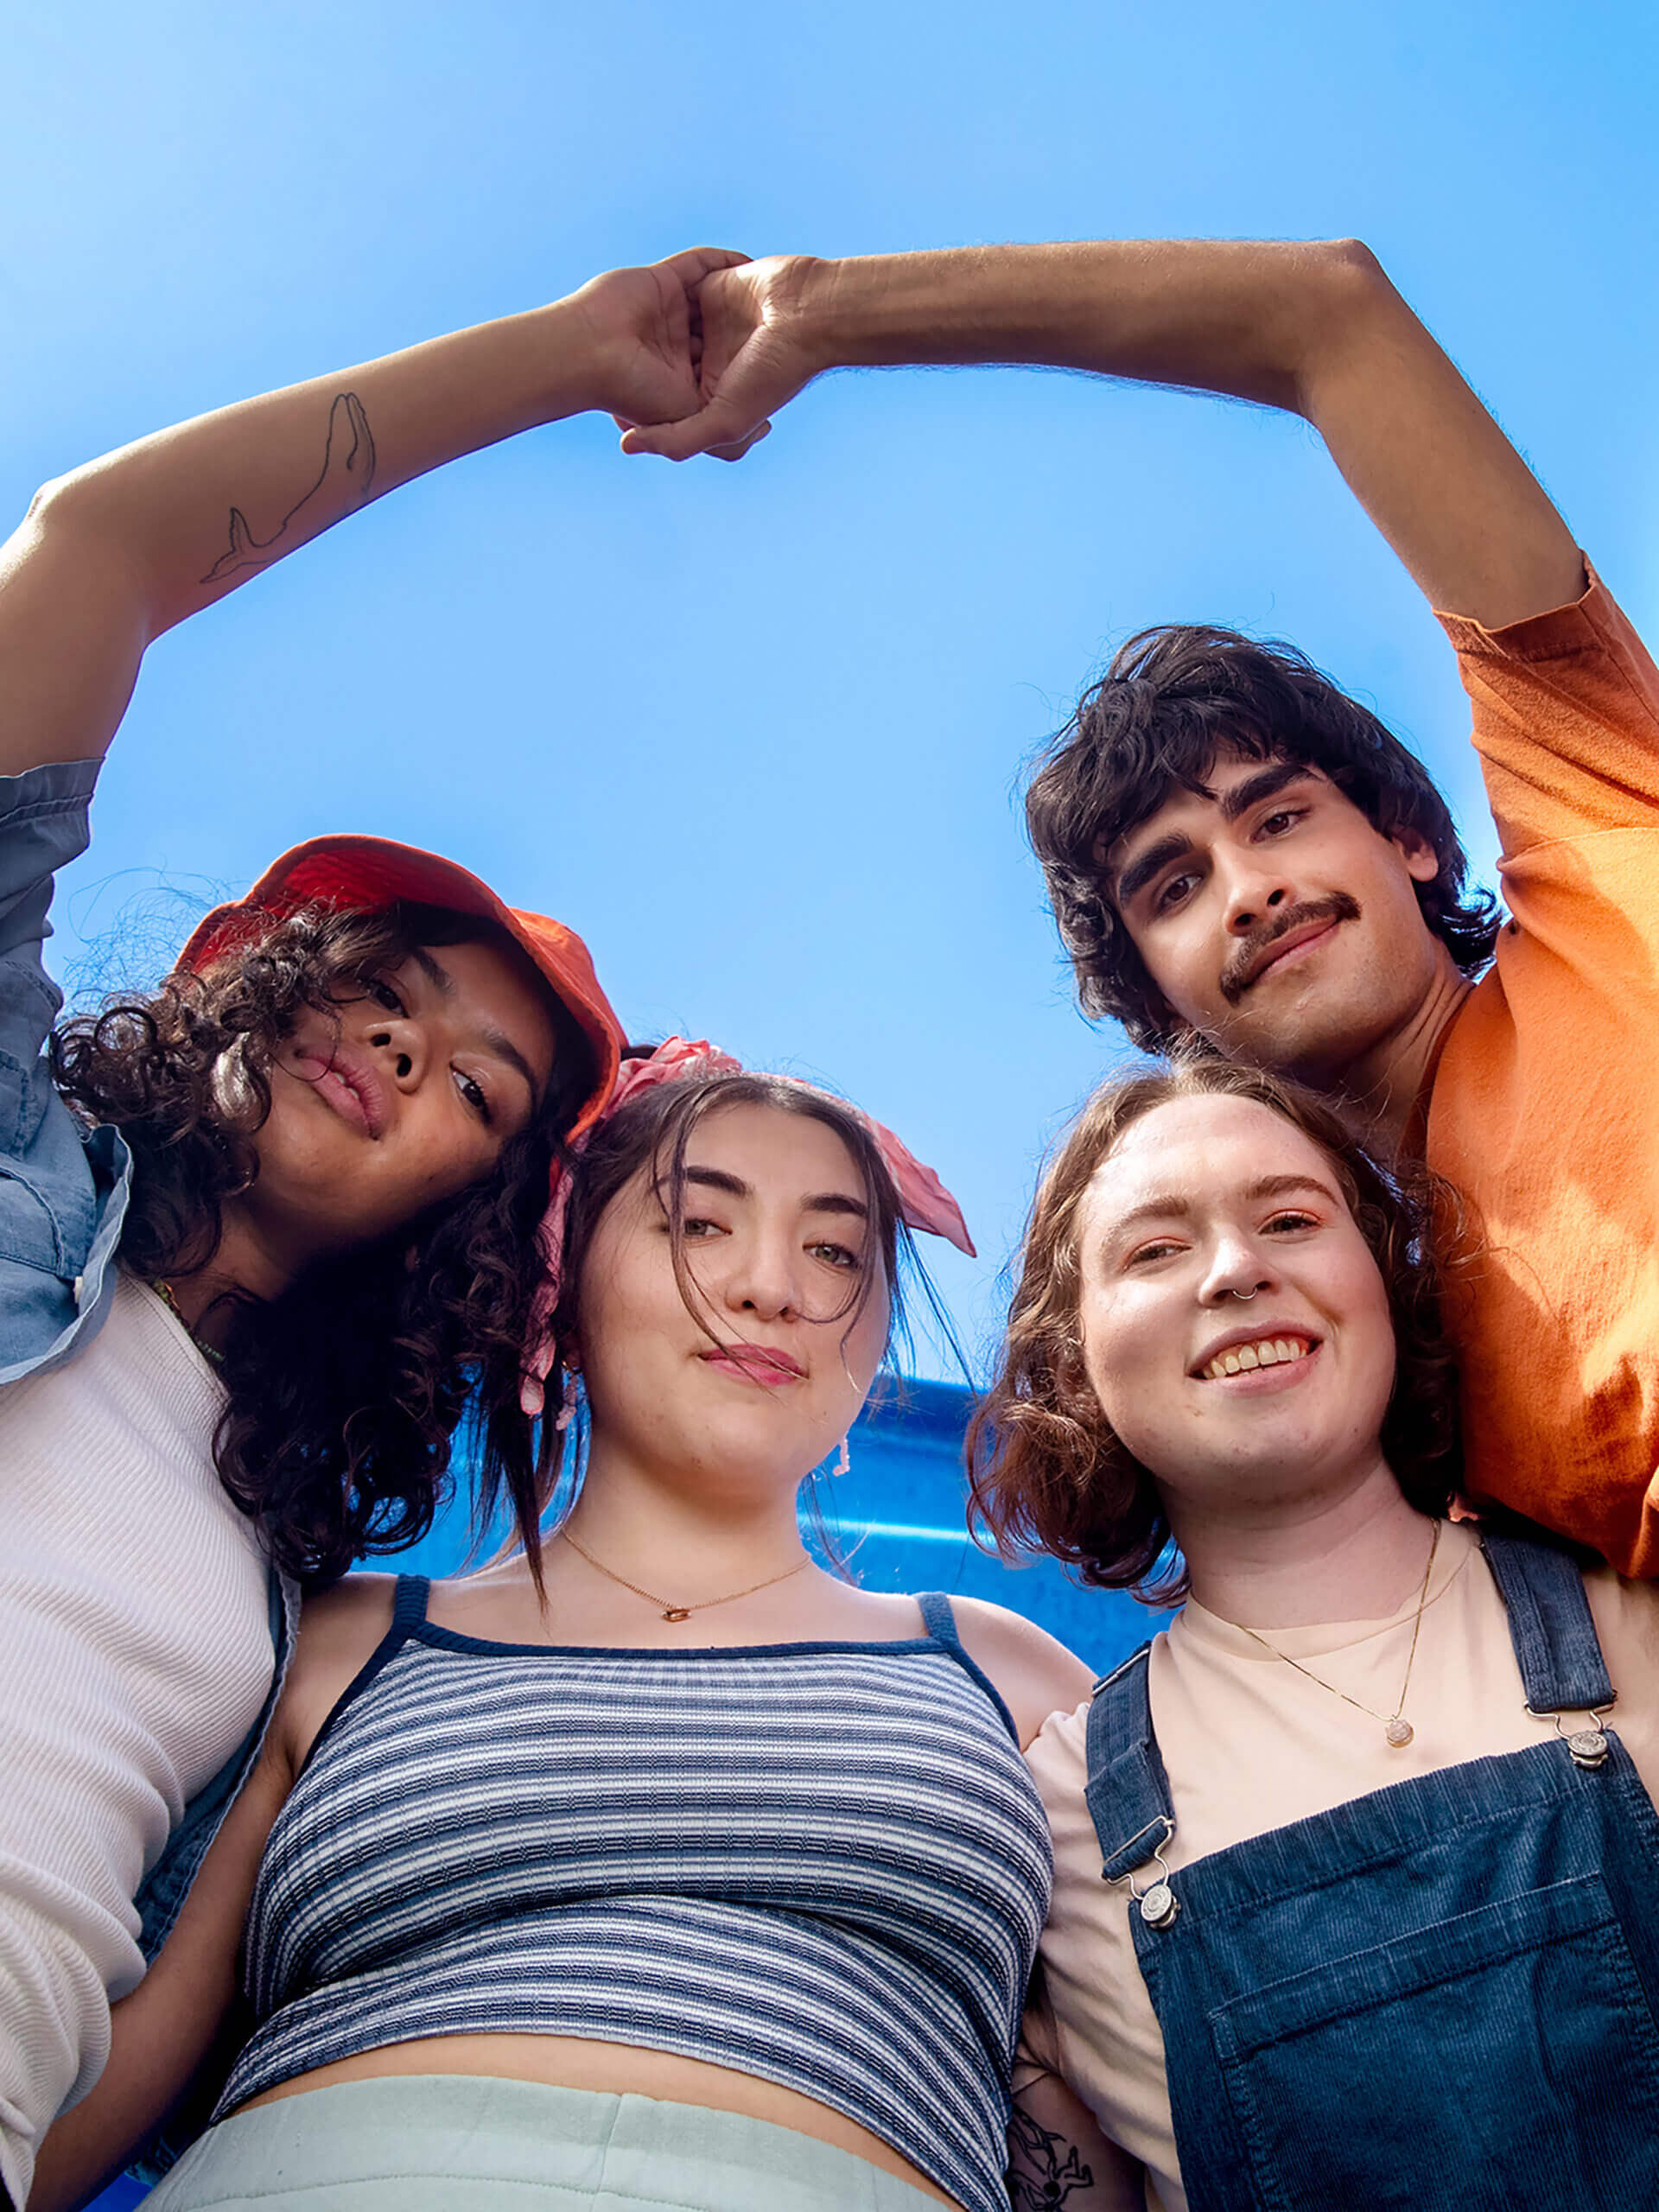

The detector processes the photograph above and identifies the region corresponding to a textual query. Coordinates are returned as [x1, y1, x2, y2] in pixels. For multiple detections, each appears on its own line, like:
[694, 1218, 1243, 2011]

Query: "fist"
[620, 254, 825, 463]
[568, 249, 751, 435]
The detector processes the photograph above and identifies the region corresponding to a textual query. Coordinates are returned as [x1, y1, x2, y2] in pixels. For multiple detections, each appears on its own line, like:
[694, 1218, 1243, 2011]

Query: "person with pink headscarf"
[36, 1046, 1095, 2212]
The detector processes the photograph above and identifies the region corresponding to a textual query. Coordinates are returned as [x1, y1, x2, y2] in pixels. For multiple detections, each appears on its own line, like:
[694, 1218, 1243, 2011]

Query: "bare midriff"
[235, 2032, 961, 2207]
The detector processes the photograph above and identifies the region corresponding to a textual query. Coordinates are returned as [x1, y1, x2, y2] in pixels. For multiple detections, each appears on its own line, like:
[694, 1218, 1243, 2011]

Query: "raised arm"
[622, 240, 1585, 631]
[0, 248, 743, 779]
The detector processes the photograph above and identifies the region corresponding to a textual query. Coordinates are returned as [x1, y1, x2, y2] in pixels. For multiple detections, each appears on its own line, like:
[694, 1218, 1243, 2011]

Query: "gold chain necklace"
[1226, 1521, 1442, 1749]
[149, 1278, 225, 1368]
[559, 1528, 814, 1624]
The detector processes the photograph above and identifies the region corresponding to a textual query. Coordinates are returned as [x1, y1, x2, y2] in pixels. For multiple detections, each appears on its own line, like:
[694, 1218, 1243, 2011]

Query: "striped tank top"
[219, 1577, 1052, 2212]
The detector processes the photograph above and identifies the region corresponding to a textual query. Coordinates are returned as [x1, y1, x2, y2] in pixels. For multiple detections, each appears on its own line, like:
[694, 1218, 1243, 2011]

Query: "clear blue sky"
[7, 0, 1656, 1376]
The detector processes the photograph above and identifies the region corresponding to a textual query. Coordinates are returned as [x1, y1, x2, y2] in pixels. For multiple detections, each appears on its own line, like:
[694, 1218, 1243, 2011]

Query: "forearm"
[24, 1960, 236, 2212]
[29, 1734, 289, 2212]
[0, 289, 617, 775]
[1008, 2075, 1145, 2210]
[48, 296, 613, 616]
[780, 238, 1583, 626]
[791, 238, 1348, 409]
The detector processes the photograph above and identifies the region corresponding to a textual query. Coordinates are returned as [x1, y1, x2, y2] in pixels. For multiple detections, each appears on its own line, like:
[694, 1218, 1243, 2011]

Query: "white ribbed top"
[0, 1269, 271, 2203]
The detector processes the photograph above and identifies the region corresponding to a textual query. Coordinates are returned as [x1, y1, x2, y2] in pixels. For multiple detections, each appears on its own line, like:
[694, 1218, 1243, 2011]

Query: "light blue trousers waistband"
[141, 2075, 956, 2210]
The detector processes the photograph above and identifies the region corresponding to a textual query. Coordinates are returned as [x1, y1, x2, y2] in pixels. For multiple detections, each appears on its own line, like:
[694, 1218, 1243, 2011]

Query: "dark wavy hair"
[967, 1057, 1464, 1605]
[51, 899, 597, 1585]
[524, 1064, 918, 1579]
[1024, 624, 1502, 1047]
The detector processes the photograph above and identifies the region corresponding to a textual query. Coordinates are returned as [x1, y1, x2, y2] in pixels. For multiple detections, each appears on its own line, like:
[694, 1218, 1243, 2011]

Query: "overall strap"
[914, 1592, 1021, 1745]
[1479, 1532, 1615, 1713]
[1084, 1643, 1177, 1879]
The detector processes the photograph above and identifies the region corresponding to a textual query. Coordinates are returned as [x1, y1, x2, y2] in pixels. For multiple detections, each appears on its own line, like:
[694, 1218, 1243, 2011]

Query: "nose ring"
[1228, 1286, 1260, 1301]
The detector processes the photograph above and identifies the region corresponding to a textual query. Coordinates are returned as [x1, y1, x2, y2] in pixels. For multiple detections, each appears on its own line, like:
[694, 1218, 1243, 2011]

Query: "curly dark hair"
[524, 1065, 916, 1577]
[51, 899, 597, 1585]
[1024, 624, 1502, 1048]
[966, 1056, 1464, 1605]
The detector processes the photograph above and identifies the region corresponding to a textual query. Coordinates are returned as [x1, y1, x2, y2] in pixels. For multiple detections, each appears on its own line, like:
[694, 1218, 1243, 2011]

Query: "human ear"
[1394, 830, 1440, 885]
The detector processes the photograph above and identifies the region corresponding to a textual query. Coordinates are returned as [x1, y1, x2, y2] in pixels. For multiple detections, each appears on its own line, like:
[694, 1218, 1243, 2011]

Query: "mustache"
[1219, 894, 1361, 1006]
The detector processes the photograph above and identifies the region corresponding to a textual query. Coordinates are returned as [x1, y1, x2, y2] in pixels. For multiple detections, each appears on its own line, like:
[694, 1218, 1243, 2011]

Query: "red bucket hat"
[178, 834, 624, 1135]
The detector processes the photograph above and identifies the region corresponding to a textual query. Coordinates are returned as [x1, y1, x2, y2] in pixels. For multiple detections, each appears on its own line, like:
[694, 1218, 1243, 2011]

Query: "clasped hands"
[569, 247, 825, 467]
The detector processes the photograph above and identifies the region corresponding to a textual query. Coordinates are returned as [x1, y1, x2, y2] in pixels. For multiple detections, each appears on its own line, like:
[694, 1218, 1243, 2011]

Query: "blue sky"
[6, 0, 1656, 1376]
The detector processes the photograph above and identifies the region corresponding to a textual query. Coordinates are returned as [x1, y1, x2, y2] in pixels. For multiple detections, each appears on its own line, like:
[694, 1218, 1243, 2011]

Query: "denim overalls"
[1085, 1530, 1659, 2210]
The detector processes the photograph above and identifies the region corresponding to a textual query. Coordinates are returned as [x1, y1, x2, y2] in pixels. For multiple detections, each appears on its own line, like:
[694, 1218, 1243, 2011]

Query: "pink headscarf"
[519, 1037, 976, 1416]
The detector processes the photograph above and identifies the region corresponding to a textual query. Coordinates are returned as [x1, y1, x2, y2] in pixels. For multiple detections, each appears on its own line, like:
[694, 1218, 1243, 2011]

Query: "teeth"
[1202, 1336, 1309, 1382]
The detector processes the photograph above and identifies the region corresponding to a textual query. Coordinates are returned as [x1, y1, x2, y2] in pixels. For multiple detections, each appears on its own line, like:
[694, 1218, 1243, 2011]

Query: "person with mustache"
[31, 1046, 1092, 2212]
[620, 238, 1659, 1583]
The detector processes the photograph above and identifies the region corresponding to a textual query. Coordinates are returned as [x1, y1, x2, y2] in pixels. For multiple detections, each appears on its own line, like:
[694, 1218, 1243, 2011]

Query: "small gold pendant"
[663, 1606, 691, 1623]
[1385, 1717, 1414, 1747]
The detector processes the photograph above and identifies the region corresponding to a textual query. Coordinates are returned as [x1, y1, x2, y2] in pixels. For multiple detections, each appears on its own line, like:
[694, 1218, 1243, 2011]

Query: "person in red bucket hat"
[0, 247, 740, 2212]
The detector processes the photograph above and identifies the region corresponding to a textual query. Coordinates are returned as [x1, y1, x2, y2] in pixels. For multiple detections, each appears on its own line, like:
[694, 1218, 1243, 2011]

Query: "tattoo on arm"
[1008, 2105, 1096, 2209]
[200, 391, 378, 585]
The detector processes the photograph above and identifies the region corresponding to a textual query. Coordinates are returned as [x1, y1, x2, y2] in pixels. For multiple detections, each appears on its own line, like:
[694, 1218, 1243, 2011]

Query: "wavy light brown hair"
[967, 1058, 1462, 1605]
[52, 899, 597, 1585]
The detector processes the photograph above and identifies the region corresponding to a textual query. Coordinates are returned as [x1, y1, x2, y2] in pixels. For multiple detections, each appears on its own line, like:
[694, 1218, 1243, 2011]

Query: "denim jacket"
[0, 760, 295, 1964]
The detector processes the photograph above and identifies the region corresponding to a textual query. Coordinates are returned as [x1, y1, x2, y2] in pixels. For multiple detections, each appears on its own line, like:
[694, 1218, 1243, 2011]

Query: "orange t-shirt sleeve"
[1435, 561, 1659, 855]
[1427, 559, 1659, 1578]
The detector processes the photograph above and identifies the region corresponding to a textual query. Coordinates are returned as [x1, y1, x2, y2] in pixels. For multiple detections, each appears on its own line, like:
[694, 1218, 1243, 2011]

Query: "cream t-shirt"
[1020, 1520, 1659, 2212]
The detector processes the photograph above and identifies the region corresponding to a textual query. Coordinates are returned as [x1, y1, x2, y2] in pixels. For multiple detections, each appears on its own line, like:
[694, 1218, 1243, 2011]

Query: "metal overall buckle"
[1109, 1815, 1181, 1929]
[1528, 1702, 1612, 1769]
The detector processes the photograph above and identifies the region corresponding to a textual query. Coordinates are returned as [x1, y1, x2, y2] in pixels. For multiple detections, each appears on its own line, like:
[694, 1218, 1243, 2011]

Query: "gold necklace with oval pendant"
[1226, 1521, 1441, 1749]
[559, 1528, 814, 1623]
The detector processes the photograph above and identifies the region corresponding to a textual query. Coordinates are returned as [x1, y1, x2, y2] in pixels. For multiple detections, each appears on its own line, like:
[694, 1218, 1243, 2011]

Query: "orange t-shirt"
[1431, 564, 1659, 1575]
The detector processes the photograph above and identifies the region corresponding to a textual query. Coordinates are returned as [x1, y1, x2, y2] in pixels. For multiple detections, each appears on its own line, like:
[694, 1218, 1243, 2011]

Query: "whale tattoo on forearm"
[200, 391, 377, 585]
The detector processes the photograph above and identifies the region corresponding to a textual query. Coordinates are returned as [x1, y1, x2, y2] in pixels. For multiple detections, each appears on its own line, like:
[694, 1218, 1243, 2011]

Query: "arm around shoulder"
[27, 1575, 396, 2212]
[26, 1732, 293, 2212]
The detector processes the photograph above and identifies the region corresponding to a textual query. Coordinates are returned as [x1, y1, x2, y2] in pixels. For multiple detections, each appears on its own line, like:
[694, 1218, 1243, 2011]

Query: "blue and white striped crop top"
[218, 1578, 1052, 2212]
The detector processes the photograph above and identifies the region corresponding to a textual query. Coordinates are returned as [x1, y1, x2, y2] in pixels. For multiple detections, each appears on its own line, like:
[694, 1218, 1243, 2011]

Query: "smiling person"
[967, 1057, 1659, 2212]
[622, 237, 1659, 1581]
[32, 1046, 1094, 2212]
[0, 251, 772, 2209]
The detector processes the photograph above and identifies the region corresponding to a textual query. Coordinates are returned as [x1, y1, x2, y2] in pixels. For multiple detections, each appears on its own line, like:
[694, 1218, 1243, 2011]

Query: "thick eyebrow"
[1103, 1171, 1342, 1242]
[1111, 762, 1319, 909]
[680, 1165, 869, 1221]
[408, 946, 539, 1096]
[802, 1192, 869, 1221]
[1114, 830, 1197, 911]
[1217, 761, 1317, 824]
[683, 1166, 749, 1198]
[409, 945, 454, 997]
